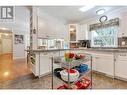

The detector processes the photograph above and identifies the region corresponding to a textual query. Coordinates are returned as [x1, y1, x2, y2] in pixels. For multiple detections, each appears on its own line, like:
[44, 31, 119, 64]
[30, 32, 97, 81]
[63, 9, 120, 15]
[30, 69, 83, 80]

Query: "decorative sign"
[99, 15, 108, 23]
[0, 6, 14, 21]
[14, 34, 24, 44]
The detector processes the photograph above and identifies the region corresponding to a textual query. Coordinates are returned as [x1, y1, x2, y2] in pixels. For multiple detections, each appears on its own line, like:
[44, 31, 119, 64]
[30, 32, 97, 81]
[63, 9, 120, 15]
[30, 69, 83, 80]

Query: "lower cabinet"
[40, 53, 52, 76]
[92, 53, 114, 76]
[115, 53, 127, 79]
[30, 50, 127, 80]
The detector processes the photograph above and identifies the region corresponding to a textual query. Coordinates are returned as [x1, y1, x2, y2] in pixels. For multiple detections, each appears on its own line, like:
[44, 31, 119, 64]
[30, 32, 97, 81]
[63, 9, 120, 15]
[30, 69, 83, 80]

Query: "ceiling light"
[79, 5, 95, 12]
[96, 9, 106, 15]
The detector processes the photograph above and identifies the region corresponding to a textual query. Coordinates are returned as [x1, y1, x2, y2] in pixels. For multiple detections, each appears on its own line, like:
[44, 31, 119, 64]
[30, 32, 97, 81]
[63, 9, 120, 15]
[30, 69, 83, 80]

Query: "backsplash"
[118, 37, 127, 47]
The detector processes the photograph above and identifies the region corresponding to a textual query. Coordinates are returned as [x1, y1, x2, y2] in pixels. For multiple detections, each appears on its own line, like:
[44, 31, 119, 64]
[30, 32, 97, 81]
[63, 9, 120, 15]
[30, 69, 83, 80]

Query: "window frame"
[91, 27, 118, 47]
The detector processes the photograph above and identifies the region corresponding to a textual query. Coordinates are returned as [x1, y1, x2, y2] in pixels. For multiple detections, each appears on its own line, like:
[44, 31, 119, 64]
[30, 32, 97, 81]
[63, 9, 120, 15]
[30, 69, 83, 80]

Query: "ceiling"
[39, 6, 126, 23]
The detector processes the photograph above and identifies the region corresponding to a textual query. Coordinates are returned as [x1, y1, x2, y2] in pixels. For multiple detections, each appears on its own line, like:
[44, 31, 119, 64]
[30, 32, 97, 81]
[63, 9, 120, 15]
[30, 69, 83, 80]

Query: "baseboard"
[93, 70, 114, 78]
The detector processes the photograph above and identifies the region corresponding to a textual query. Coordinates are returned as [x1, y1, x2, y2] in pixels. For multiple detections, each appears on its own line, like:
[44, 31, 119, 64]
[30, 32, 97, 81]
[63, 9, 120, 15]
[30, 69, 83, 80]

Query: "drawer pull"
[119, 54, 126, 56]
[43, 53, 48, 55]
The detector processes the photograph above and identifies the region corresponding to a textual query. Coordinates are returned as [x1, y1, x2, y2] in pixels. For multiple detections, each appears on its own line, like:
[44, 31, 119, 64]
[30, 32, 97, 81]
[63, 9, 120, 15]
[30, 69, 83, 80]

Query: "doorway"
[0, 29, 31, 82]
[0, 30, 13, 56]
[0, 29, 13, 82]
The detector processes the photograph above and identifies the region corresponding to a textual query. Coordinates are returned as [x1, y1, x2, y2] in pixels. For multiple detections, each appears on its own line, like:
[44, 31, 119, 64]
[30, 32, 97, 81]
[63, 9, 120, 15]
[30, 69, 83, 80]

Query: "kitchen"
[26, 6, 127, 89]
[1, 6, 127, 89]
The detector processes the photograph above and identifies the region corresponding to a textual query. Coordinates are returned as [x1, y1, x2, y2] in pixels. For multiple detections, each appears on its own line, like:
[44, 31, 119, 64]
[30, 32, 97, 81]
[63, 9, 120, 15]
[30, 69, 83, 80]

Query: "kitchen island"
[26, 48, 127, 81]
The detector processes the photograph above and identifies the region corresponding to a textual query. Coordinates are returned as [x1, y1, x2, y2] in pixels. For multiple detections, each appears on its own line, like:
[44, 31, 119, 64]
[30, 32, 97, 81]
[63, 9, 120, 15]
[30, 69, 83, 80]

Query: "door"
[115, 53, 127, 79]
[94, 54, 114, 76]
[2, 37, 12, 54]
[40, 53, 51, 75]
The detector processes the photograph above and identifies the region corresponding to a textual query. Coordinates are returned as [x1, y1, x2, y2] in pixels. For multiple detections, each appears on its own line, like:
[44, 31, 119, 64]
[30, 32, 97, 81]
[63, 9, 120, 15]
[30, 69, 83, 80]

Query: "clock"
[99, 15, 108, 23]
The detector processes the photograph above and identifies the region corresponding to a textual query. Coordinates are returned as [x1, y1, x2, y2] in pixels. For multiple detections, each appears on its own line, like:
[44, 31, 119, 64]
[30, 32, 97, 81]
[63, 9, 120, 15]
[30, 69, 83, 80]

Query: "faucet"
[100, 41, 104, 48]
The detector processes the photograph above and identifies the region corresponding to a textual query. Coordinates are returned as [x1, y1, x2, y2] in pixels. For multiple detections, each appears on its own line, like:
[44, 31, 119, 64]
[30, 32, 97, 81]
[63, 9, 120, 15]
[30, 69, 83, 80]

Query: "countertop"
[26, 48, 127, 53]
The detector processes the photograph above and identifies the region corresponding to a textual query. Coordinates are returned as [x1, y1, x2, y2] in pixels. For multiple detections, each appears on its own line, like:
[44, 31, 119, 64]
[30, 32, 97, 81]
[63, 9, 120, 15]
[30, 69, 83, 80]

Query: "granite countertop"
[26, 47, 127, 53]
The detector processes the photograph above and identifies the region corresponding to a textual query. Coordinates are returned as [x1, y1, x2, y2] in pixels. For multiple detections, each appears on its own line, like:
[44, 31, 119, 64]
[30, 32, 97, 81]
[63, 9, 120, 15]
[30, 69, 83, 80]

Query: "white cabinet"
[115, 53, 127, 79]
[69, 24, 86, 41]
[92, 53, 114, 76]
[76, 24, 87, 40]
[96, 54, 114, 76]
[39, 52, 61, 76]
[119, 13, 127, 37]
[39, 53, 52, 76]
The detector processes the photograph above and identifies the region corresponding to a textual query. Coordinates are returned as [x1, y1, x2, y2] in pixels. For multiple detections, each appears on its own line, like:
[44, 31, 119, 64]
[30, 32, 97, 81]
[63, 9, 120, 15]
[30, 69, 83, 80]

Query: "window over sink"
[91, 26, 118, 47]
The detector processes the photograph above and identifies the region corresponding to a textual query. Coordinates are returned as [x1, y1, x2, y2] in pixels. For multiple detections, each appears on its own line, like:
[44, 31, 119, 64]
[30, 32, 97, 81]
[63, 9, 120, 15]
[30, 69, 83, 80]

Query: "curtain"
[89, 18, 119, 31]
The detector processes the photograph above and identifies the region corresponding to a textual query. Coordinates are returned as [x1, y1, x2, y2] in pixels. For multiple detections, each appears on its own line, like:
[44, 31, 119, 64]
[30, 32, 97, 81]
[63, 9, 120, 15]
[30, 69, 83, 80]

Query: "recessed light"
[96, 9, 106, 15]
[79, 5, 95, 12]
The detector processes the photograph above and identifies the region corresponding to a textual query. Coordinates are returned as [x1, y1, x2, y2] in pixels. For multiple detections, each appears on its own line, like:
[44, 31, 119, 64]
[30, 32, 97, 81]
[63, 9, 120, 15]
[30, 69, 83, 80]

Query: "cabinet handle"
[119, 54, 127, 56]
[43, 52, 48, 55]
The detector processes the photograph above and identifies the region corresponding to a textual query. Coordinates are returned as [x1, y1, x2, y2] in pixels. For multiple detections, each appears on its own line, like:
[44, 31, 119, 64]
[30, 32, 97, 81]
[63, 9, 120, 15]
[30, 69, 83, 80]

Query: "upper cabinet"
[69, 24, 77, 42]
[77, 24, 87, 40]
[37, 8, 68, 40]
[69, 24, 87, 48]
[69, 24, 87, 41]
[119, 13, 127, 37]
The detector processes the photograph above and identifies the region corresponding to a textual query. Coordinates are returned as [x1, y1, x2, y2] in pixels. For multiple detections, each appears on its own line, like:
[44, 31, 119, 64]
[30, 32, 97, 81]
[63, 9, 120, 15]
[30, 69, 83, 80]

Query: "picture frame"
[14, 34, 24, 44]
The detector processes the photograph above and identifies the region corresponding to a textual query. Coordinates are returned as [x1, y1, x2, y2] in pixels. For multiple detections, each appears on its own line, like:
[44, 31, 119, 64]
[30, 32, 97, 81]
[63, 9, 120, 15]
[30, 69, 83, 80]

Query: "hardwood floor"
[0, 54, 31, 83]
[0, 54, 127, 89]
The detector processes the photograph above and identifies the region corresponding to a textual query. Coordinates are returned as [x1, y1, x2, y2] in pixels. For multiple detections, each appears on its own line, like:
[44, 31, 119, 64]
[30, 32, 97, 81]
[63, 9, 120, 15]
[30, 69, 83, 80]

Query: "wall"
[0, 6, 30, 59]
[79, 7, 127, 40]
[0, 34, 2, 55]
[37, 8, 68, 41]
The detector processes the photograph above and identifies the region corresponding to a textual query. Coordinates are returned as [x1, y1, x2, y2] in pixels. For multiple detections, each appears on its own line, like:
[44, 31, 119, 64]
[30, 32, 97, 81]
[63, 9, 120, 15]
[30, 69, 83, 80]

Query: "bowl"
[60, 69, 80, 82]
[54, 68, 63, 78]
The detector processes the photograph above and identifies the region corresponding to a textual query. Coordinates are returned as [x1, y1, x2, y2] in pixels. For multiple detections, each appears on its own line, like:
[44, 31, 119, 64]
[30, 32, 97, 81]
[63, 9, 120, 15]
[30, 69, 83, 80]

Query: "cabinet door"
[115, 53, 127, 79]
[60, 51, 65, 56]
[119, 13, 127, 37]
[76, 24, 86, 40]
[95, 54, 114, 76]
[40, 53, 51, 75]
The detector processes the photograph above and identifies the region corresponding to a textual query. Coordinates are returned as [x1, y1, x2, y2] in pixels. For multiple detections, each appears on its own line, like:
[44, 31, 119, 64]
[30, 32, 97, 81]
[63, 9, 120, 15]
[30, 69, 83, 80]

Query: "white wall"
[0, 34, 2, 55]
[37, 8, 68, 41]
[0, 6, 30, 59]
[79, 7, 127, 40]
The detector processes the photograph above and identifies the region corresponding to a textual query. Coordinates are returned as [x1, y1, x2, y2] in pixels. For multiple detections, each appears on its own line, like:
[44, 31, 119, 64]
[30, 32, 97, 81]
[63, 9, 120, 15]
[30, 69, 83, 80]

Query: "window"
[91, 26, 118, 47]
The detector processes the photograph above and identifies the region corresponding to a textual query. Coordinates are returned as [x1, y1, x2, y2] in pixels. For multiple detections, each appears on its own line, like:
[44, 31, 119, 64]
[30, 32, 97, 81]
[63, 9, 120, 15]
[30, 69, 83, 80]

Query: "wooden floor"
[0, 54, 31, 83]
[0, 54, 127, 89]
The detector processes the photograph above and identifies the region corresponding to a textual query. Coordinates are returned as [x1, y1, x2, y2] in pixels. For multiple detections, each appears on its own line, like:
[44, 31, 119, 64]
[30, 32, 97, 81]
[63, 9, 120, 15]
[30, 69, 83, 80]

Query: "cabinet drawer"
[115, 60, 127, 79]
[117, 53, 127, 61]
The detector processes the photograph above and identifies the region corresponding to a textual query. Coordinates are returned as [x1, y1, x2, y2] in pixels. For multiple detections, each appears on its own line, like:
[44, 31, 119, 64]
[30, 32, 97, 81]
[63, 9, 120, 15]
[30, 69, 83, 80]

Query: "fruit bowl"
[75, 54, 85, 60]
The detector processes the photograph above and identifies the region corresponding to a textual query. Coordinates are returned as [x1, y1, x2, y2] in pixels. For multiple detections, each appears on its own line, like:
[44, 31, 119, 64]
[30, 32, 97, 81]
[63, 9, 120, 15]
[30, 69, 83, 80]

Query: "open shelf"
[53, 55, 91, 69]
[51, 53, 92, 89]
[53, 69, 91, 85]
